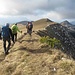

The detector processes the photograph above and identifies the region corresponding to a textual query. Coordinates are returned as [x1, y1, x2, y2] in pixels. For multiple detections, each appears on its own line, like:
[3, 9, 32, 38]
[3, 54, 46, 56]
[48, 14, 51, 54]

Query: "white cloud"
[0, 0, 75, 24]
[0, 0, 48, 15]
[42, 11, 62, 20]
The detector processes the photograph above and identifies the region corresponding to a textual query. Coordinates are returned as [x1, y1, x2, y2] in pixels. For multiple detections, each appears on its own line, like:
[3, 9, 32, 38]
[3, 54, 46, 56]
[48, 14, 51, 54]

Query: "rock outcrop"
[37, 23, 75, 59]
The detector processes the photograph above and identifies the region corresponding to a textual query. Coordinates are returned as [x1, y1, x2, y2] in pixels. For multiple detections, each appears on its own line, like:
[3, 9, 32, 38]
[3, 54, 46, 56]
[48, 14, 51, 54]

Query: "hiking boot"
[4, 52, 7, 55]
[6, 51, 9, 55]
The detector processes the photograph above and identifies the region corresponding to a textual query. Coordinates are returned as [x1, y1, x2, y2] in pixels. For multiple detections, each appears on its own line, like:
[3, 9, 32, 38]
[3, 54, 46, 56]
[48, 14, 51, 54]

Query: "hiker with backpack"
[0, 27, 2, 39]
[1, 23, 12, 55]
[11, 23, 22, 43]
[26, 22, 33, 36]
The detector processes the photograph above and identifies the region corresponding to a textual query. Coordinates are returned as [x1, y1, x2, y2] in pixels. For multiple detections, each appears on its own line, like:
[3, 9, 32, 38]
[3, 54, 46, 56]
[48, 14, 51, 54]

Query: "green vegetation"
[40, 36, 61, 48]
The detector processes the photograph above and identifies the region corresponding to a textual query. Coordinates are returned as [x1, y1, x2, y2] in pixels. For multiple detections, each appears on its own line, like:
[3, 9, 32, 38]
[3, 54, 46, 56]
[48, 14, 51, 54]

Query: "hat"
[6, 23, 9, 27]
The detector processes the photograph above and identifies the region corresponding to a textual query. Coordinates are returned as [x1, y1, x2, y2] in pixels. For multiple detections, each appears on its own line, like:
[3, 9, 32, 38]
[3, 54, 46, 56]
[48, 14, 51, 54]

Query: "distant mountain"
[60, 20, 73, 26]
[33, 18, 54, 26]
[34, 18, 53, 23]
[60, 20, 75, 31]
[17, 21, 29, 25]
[70, 21, 75, 25]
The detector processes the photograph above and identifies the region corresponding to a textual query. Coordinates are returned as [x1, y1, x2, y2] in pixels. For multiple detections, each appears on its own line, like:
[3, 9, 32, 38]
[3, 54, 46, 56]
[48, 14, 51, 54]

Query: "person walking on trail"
[0, 27, 2, 39]
[26, 22, 33, 36]
[1, 23, 12, 55]
[11, 23, 22, 43]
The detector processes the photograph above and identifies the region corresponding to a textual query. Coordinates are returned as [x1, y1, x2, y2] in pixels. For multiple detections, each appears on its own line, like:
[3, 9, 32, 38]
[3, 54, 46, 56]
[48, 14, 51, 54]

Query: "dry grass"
[0, 19, 75, 75]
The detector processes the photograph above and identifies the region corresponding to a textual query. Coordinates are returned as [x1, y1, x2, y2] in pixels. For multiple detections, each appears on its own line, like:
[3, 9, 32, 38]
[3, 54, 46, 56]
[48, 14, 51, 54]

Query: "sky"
[0, 0, 75, 25]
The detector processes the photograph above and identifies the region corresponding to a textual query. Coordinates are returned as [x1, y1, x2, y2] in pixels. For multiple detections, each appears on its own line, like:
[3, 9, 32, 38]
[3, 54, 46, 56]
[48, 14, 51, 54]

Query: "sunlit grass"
[40, 36, 61, 48]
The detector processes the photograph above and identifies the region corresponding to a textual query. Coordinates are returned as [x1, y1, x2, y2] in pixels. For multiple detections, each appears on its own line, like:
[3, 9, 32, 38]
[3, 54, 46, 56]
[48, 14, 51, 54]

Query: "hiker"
[26, 22, 33, 36]
[11, 23, 22, 43]
[1, 23, 12, 55]
[0, 27, 2, 39]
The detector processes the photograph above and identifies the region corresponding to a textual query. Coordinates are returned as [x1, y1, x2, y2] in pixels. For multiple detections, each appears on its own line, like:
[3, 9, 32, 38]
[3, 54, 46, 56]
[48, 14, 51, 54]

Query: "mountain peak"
[60, 20, 73, 26]
[35, 18, 53, 22]
[63, 20, 70, 23]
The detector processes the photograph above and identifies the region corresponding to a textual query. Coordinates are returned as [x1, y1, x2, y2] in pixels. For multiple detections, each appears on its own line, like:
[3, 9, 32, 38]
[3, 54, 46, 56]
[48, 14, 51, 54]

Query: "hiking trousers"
[3, 37, 11, 54]
[27, 29, 32, 36]
[12, 33, 17, 43]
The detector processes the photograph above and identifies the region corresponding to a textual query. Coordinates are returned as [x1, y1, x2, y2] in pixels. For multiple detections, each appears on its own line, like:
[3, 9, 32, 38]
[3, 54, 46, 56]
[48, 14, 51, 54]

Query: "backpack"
[27, 23, 33, 30]
[1, 26, 10, 38]
[11, 25, 17, 34]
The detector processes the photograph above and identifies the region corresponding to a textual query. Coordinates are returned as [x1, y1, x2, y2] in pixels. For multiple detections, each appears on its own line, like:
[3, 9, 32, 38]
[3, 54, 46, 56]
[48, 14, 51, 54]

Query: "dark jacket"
[9, 28, 12, 38]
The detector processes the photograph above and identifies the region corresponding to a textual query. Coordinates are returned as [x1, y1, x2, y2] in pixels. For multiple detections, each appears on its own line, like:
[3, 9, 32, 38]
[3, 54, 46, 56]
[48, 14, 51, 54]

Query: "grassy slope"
[0, 19, 75, 75]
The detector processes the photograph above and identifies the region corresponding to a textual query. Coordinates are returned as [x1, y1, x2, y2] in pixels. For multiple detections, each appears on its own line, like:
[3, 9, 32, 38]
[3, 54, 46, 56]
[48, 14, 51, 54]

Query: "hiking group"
[1, 22, 33, 55]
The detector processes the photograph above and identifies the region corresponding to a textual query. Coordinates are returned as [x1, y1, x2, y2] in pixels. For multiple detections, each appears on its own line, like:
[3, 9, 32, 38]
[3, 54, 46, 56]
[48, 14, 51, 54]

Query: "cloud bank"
[0, 0, 75, 24]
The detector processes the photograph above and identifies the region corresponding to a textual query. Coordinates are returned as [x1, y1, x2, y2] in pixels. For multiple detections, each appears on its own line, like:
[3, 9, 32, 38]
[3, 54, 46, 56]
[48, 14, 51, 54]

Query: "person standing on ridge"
[26, 22, 33, 36]
[1, 23, 12, 55]
[11, 23, 22, 43]
[0, 27, 2, 39]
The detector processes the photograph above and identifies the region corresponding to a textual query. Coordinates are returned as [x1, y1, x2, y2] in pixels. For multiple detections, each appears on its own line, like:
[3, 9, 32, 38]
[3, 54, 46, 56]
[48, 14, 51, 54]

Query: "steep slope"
[0, 19, 75, 75]
[37, 23, 75, 59]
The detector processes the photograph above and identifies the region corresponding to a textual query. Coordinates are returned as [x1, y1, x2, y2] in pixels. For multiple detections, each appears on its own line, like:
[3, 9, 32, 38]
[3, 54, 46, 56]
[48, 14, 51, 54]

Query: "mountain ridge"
[0, 18, 75, 75]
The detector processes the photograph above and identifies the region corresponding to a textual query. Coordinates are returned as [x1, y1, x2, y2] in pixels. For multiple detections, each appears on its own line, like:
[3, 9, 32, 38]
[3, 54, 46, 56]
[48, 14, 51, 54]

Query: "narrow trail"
[0, 32, 41, 62]
[11, 32, 41, 52]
